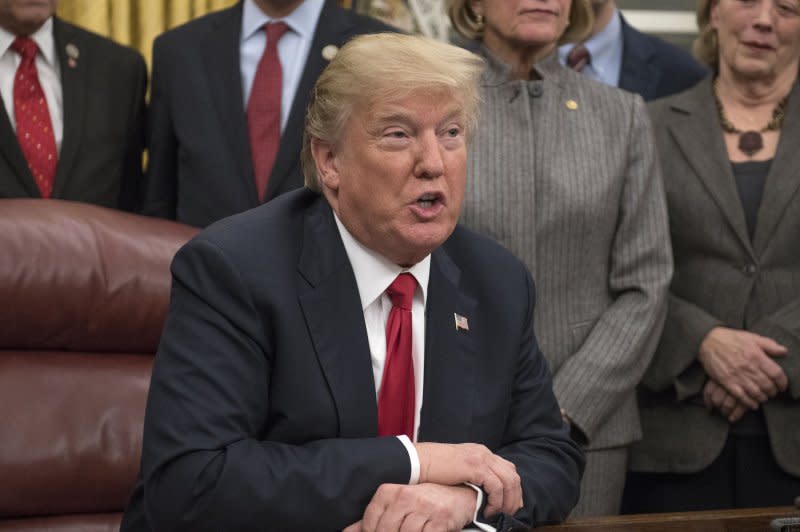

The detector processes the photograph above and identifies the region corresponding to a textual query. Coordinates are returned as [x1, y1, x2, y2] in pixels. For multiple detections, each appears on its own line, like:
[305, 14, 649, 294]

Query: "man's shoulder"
[445, 225, 530, 279]
[54, 17, 145, 68]
[196, 188, 319, 251]
[621, 18, 706, 77]
[154, 4, 239, 49]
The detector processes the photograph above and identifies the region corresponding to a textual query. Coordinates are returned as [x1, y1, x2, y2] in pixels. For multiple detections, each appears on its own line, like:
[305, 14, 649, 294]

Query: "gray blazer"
[461, 51, 672, 450]
[630, 78, 800, 476]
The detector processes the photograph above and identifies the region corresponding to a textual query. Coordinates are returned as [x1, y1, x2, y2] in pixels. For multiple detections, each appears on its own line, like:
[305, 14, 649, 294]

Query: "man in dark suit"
[560, 0, 707, 101]
[121, 33, 583, 531]
[141, 0, 393, 228]
[0, 0, 146, 210]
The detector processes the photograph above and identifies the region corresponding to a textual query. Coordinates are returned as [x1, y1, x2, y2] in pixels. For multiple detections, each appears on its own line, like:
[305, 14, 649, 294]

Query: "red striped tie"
[247, 22, 289, 203]
[12, 36, 57, 198]
[378, 273, 417, 439]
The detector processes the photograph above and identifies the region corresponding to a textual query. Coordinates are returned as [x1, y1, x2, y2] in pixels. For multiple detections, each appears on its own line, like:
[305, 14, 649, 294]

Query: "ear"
[469, 0, 483, 17]
[311, 137, 340, 193]
[709, 0, 721, 29]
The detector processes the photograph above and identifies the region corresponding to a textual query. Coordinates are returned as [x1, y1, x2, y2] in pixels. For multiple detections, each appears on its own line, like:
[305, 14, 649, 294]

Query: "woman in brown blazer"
[624, 0, 800, 512]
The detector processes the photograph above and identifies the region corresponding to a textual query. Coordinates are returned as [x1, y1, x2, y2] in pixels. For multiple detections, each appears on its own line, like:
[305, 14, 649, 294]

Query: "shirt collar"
[241, 0, 324, 41]
[0, 17, 56, 67]
[333, 212, 430, 312]
[582, 7, 622, 69]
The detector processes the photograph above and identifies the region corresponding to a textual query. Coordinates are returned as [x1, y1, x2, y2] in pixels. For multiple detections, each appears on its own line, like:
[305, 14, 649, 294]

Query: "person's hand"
[343, 483, 475, 532]
[415, 442, 522, 517]
[703, 379, 748, 422]
[698, 327, 788, 409]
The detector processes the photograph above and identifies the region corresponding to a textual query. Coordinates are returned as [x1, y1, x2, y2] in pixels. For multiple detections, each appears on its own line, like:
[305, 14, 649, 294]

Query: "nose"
[414, 132, 444, 180]
[753, 0, 775, 30]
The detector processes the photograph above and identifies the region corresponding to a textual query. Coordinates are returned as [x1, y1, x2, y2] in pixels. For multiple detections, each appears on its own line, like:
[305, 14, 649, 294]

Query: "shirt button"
[742, 264, 757, 276]
[528, 84, 543, 97]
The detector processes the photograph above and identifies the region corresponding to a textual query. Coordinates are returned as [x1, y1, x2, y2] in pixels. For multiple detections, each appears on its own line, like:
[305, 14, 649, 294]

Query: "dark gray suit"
[121, 188, 584, 531]
[141, 1, 392, 228]
[617, 14, 707, 102]
[630, 79, 800, 478]
[0, 18, 146, 210]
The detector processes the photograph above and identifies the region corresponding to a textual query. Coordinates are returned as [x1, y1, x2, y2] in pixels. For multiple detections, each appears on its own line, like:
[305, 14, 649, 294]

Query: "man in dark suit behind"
[0, 0, 146, 210]
[121, 33, 583, 531]
[141, 0, 393, 228]
[560, 0, 707, 101]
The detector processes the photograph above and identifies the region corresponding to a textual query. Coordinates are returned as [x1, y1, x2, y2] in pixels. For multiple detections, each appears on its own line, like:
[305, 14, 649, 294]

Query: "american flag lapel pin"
[454, 313, 469, 331]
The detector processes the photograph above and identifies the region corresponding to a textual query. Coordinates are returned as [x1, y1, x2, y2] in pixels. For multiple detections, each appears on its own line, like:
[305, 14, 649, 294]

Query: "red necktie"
[566, 43, 591, 72]
[247, 22, 289, 203]
[378, 273, 417, 439]
[12, 36, 57, 198]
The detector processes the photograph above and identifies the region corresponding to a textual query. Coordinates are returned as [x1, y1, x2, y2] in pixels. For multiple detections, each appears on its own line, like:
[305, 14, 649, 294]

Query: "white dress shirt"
[240, 0, 323, 132]
[0, 17, 64, 151]
[334, 215, 493, 531]
[558, 7, 624, 88]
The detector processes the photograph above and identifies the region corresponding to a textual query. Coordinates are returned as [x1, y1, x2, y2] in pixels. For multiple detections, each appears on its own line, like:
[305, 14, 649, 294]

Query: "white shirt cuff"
[397, 435, 420, 485]
[464, 482, 497, 532]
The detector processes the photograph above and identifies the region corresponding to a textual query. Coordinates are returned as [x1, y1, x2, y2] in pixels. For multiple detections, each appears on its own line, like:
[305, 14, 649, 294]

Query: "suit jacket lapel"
[753, 82, 800, 255]
[666, 79, 755, 257]
[265, 1, 353, 199]
[618, 15, 659, 100]
[417, 246, 478, 443]
[297, 197, 378, 437]
[52, 18, 86, 198]
[0, 94, 38, 196]
[202, 4, 259, 206]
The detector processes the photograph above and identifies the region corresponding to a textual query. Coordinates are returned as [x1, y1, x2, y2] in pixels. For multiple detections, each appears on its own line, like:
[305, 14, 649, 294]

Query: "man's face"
[314, 90, 468, 267]
[0, 0, 55, 35]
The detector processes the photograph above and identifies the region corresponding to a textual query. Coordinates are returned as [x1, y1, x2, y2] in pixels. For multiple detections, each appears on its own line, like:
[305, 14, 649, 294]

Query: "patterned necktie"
[12, 36, 57, 198]
[247, 21, 289, 203]
[378, 273, 417, 439]
[566, 43, 591, 72]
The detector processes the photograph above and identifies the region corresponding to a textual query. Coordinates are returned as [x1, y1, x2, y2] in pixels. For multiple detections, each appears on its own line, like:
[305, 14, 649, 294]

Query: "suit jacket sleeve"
[141, 238, 412, 532]
[118, 52, 147, 212]
[491, 270, 585, 527]
[551, 96, 673, 443]
[141, 36, 178, 220]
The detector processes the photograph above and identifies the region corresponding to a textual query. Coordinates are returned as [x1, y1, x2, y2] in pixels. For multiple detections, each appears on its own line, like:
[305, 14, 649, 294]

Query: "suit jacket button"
[528, 83, 543, 97]
[742, 264, 757, 276]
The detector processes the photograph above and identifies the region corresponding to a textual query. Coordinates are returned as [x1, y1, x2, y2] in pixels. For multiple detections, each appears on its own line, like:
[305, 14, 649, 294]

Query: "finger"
[721, 394, 737, 416]
[710, 383, 728, 409]
[489, 457, 522, 516]
[754, 335, 788, 356]
[727, 383, 759, 410]
[399, 512, 427, 532]
[742, 379, 768, 404]
[703, 382, 715, 410]
[361, 485, 395, 532]
[752, 371, 778, 398]
[759, 358, 789, 392]
[729, 404, 747, 423]
[478, 469, 504, 517]
[343, 522, 362, 532]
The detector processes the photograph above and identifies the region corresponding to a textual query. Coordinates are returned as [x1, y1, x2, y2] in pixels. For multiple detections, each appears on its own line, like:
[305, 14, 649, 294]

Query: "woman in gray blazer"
[624, 0, 800, 512]
[448, 0, 672, 518]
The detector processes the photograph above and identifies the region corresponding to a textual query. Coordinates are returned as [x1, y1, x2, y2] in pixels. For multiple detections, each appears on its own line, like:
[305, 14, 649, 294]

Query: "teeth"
[418, 199, 434, 208]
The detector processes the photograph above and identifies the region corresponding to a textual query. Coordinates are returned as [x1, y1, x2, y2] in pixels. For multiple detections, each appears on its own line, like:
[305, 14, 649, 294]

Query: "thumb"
[754, 335, 788, 356]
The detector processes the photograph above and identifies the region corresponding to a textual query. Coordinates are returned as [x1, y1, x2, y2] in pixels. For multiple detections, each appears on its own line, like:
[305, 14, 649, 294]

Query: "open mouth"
[416, 192, 442, 209]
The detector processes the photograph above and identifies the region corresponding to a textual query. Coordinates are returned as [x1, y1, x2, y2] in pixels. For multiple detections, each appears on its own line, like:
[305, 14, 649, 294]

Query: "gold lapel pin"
[66, 43, 79, 68]
[565, 99, 578, 110]
[322, 44, 338, 61]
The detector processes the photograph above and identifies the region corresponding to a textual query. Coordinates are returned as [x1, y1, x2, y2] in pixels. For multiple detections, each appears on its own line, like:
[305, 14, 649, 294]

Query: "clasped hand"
[344, 442, 522, 532]
[699, 327, 788, 420]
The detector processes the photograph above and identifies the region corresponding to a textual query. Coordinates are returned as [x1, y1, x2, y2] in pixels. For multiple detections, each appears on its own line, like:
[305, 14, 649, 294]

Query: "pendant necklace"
[713, 83, 789, 157]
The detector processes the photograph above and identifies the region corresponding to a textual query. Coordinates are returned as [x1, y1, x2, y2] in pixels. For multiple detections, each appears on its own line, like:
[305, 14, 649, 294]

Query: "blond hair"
[302, 32, 484, 192]
[693, 0, 719, 69]
[448, 0, 594, 45]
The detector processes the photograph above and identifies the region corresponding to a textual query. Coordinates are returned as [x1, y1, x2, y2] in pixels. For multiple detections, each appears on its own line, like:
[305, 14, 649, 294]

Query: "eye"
[385, 129, 408, 139]
[777, 1, 799, 15]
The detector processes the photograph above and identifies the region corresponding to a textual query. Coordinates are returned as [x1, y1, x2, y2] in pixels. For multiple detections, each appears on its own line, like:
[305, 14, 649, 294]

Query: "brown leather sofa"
[0, 199, 197, 531]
